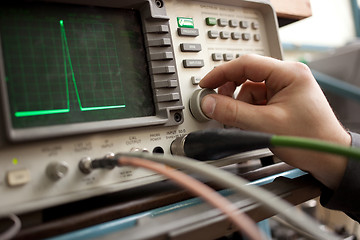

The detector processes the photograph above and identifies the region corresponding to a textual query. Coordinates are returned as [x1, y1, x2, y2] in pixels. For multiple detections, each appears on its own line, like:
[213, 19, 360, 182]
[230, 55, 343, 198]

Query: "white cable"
[0, 214, 21, 240]
[118, 152, 340, 240]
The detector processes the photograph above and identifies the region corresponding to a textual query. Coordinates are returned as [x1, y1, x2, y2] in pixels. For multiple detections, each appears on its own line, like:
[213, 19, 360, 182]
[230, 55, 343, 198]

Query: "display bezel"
[0, 0, 184, 142]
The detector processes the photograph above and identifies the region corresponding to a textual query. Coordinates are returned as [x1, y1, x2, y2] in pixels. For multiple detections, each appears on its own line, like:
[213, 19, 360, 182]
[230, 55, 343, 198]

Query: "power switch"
[189, 88, 216, 122]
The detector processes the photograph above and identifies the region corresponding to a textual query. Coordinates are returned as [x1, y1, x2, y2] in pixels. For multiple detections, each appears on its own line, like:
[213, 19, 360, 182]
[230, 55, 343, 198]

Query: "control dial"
[189, 88, 216, 122]
[46, 161, 69, 181]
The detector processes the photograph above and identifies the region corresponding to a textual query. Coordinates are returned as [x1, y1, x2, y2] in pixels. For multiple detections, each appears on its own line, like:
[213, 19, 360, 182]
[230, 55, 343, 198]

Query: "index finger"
[199, 54, 293, 92]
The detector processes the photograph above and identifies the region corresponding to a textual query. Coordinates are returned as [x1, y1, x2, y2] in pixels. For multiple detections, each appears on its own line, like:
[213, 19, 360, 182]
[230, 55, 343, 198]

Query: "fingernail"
[201, 95, 216, 117]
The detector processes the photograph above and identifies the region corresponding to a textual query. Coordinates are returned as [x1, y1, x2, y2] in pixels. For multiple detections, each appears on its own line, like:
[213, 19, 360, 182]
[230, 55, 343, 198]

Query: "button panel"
[174, 5, 267, 89]
[202, 16, 263, 65]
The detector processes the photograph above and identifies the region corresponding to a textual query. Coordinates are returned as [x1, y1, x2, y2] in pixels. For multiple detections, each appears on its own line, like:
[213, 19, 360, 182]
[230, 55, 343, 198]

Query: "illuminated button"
[223, 53, 234, 61]
[191, 76, 202, 85]
[212, 53, 223, 61]
[6, 169, 30, 187]
[240, 21, 249, 29]
[183, 59, 204, 68]
[242, 33, 251, 41]
[154, 79, 178, 88]
[220, 31, 230, 39]
[180, 43, 202, 52]
[231, 32, 241, 40]
[157, 93, 180, 102]
[148, 38, 171, 47]
[217, 18, 228, 27]
[177, 28, 199, 37]
[177, 17, 194, 28]
[254, 34, 261, 41]
[147, 25, 169, 33]
[151, 52, 174, 60]
[208, 30, 219, 39]
[205, 17, 217, 26]
[152, 66, 176, 74]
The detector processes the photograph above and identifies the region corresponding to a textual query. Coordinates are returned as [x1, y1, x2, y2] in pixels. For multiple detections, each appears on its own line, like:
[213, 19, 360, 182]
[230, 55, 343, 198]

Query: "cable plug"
[79, 157, 118, 174]
[90, 158, 118, 169]
[171, 128, 273, 161]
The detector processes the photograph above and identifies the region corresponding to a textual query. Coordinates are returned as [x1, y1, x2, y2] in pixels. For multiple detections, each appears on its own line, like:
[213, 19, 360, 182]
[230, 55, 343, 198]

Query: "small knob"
[189, 88, 217, 122]
[46, 161, 69, 181]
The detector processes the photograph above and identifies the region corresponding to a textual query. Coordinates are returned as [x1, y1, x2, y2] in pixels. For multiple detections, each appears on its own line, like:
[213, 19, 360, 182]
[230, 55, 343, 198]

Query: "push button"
[220, 31, 230, 39]
[208, 30, 219, 39]
[177, 28, 199, 37]
[205, 17, 217, 26]
[217, 18, 228, 27]
[154, 79, 178, 88]
[183, 59, 204, 68]
[240, 21, 249, 29]
[157, 93, 180, 102]
[152, 66, 176, 74]
[251, 21, 260, 30]
[242, 33, 251, 41]
[151, 52, 174, 60]
[7, 169, 31, 187]
[147, 25, 169, 33]
[191, 76, 202, 85]
[231, 32, 241, 40]
[223, 53, 234, 61]
[148, 38, 171, 47]
[212, 53, 223, 61]
[180, 43, 202, 52]
[229, 19, 238, 28]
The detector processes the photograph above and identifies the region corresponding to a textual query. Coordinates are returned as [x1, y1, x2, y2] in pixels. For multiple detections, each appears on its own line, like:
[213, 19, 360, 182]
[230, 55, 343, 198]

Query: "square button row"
[208, 30, 261, 41]
[212, 53, 247, 62]
[206, 17, 259, 30]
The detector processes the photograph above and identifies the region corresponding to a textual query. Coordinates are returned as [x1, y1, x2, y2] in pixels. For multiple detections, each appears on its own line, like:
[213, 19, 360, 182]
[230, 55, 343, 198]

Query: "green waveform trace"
[15, 19, 126, 118]
[15, 109, 70, 117]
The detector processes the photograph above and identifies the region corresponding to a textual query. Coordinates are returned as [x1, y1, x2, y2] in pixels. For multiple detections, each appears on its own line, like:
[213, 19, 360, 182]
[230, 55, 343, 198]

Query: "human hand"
[199, 54, 351, 189]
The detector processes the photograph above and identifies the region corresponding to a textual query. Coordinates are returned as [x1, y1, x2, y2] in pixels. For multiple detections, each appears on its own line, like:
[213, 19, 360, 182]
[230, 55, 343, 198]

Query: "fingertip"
[201, 95, 216, 118]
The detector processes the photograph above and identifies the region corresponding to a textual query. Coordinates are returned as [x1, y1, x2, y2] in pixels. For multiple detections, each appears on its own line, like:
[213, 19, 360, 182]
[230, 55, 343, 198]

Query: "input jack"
[79, 157, 92, 174]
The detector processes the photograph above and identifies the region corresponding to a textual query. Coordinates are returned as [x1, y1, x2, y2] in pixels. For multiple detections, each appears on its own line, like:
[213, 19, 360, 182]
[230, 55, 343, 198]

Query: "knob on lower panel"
[189, 88, 216, 122]
[46, 161, 69, 181]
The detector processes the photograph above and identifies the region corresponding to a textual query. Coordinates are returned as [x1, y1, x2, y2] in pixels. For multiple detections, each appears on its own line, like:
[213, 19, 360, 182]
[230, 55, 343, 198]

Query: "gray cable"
[0, 214, 21, 240]
[118, 152, 340, 240]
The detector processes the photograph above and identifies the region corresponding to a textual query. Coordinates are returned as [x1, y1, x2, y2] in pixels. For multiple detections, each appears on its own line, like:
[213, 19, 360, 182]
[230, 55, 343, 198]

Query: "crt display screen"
[0, 3, 155, 129]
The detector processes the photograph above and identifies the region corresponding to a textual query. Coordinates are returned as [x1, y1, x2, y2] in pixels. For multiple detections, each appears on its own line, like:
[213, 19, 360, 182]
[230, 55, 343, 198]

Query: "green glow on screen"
[0, 4, 155, 129]
[14, 20, 126, 118]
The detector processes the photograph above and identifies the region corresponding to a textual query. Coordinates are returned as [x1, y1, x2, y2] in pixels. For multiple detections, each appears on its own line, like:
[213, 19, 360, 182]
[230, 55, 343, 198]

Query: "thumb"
[201, 94, 276, 131]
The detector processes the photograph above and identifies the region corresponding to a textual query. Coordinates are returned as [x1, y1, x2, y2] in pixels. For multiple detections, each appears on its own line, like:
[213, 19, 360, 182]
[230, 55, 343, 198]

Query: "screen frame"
[0, 0, 184, 142]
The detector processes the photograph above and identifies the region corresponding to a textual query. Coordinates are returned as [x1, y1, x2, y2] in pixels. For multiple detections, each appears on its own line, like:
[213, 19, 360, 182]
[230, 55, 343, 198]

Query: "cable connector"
[90, 158, 118, 169]
[171, 128, 273, 161]
[78, 156, 118, 174]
